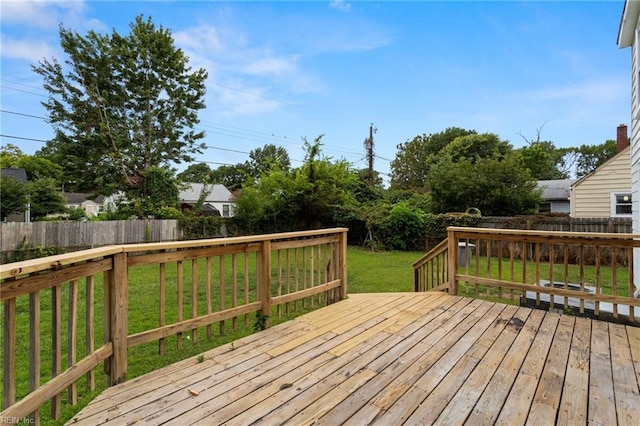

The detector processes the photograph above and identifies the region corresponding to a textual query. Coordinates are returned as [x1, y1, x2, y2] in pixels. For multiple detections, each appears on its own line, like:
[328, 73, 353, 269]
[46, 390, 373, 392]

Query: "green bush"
[378, 202, 426, 251]
[179, 216, 226, 240]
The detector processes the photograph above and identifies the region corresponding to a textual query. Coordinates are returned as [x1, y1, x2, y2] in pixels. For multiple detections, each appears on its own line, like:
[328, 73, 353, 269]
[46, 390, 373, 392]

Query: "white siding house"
[179, 183, 235, 217]
[536, 179, 575, 214]
[64, 193, 107, 217]
[618, 0, 640, 289]
[570, 145, 631, 218]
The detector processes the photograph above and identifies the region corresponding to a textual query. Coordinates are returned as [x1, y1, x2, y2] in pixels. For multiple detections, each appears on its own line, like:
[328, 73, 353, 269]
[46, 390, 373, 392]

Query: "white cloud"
[173, 25, 224, 55]
[329, 1, 351, 13]
[521, 77, 628, 104]
[1, 36, 57, 61]
[241, 54, 299, 77]
[0, 0, 88, 28]
[173, 22, 319, 119]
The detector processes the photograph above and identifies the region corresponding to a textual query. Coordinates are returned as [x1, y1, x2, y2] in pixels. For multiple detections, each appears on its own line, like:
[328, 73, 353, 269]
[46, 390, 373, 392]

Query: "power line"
[2, 85, 49, 98]
[0, 134, 49, 143]
[0, 109, 49, 121]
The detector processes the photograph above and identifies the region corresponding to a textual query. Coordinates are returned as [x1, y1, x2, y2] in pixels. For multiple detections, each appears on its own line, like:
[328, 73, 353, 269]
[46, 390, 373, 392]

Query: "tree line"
[0, 16, 619, 250]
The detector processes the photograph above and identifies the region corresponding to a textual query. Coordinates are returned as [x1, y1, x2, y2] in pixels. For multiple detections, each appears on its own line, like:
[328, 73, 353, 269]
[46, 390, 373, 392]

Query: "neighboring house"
[570, 124, 631, 218]
[178, 183, 235, 217]
[1, 167, 30, 222]
[536, 179, 575, 213]
[64, 193, 107, 217]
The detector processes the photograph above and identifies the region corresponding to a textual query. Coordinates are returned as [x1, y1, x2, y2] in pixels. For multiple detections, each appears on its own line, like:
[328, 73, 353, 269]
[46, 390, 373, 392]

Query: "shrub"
[378, 202, 426, 251]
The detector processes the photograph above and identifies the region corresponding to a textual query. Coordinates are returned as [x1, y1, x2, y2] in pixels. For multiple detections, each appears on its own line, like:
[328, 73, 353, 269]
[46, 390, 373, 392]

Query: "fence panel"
[1, 220, 183, 259]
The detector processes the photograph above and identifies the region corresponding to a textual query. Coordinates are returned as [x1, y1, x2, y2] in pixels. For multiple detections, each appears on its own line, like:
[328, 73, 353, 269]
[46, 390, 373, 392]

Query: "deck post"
[340, 230, 348, 300]
[447, 228, 458, 295]
[259, 240, 272, 329]
[108, 252, 128, 385]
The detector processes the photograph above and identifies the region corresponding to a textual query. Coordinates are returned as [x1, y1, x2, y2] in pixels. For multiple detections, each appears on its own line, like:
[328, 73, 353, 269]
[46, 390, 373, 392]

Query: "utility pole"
[364, 123, 376, 186]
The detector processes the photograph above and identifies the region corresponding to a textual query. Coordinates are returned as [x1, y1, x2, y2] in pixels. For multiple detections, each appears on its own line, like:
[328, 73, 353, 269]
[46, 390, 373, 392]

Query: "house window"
[222, 204, 230, 217]
[612, 192, 632, 216]
[537, 202, 551, 213]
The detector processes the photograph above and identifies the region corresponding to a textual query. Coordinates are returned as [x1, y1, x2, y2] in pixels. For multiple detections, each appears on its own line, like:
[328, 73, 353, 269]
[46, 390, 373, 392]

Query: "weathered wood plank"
[60, 293, 640, 426]
[609, 323, 640, 425]
[527, 314, 575, 424]
[230, 297, 461, 426]
[588, 320, 617, 425]
[493, 311, 560, 426]
[465, 308, 546, 424]
[427, 306, 529, 426]
[370, 299, 494, 425]
[628, 325, 640, 393]
[266, 294, 413, 357]
[557, 316, 591, 425]
[70, 322, 316, 423]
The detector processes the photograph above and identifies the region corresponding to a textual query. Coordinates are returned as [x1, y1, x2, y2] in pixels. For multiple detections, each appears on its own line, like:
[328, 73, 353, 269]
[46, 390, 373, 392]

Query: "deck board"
[66, 292, 640, 425]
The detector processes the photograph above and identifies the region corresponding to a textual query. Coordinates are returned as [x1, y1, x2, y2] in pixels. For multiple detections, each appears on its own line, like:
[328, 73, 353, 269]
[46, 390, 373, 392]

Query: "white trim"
[635, 27, 640, 119]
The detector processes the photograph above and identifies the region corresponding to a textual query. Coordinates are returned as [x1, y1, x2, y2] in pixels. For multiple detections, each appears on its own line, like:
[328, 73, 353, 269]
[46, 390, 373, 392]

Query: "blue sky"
[0, 0, 632, 184]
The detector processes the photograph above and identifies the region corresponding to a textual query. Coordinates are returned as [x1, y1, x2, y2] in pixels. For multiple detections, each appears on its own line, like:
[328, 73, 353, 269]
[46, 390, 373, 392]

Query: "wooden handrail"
[1, 228, 348, 424]
[414, 226, 640, 325]
[413, 238, 450, 292]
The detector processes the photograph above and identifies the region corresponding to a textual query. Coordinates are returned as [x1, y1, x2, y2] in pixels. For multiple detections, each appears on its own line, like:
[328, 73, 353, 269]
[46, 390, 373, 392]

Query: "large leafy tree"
[427, 153, 541, 216]
[246, 144, 291, 180]
[439, 133, 511, 163]
[233, 136, 355, 233]
[210, 164, 250, 191]
[0, 144, 64, 184]
[390, 127, 476, 190]
[178, 163, 215, 183]
[516, 141, 571, 180]
[0, 176, 28, 220]
[33, 15, 208, 198]
[572, 140, 617, 178]
[28, 178, 67, 220]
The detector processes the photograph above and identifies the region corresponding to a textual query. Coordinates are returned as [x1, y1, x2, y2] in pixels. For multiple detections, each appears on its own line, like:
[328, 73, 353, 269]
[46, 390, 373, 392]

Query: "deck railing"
[414, 226, 640, 324]
[0, 228, 348, 424]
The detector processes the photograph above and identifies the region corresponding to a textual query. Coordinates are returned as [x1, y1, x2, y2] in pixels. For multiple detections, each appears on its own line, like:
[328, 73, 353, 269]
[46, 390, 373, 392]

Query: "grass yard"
[347, 246, 423, 293]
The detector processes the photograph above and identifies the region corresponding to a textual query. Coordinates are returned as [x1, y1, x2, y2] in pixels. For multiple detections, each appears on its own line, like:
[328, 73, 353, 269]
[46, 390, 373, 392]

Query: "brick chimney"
[617, 124, 629, 153]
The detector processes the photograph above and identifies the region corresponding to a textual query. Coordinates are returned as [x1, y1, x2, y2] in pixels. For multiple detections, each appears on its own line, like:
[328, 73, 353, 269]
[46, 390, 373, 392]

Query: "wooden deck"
[66, 292, 640, 425]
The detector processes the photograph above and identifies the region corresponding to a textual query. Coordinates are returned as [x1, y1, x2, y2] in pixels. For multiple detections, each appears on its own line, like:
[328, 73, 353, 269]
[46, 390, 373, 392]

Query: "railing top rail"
[0, 228, 348, 280]
[412, 238, 448, 269]
[0, 245, 122, 280]
[121, 228, 348, 253]
[447, 226, 640, 241]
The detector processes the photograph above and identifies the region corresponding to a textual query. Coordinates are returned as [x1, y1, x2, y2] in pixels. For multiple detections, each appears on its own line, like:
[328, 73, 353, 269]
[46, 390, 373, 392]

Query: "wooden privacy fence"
[478, 216, 633, 233]
[0, 220, 182, 255]
[414, 226, 640, 324]
[0, 228, 348, 424]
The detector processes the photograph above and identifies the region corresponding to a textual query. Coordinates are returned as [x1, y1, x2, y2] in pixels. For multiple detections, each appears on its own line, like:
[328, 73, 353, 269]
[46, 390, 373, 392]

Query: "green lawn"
[347, 246, 422, 293]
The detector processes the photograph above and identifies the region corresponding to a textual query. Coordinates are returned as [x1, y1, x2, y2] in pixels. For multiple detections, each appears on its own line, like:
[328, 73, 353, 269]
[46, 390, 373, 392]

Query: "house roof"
[536, 179, 576, 201]
[618, 0, 640, 48]
[64, 193, 106, 204]
[0, 168, 28, 184]
[179, 183, 233, 203]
